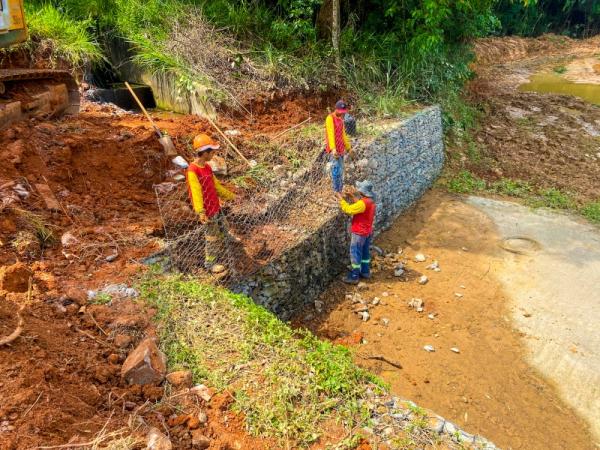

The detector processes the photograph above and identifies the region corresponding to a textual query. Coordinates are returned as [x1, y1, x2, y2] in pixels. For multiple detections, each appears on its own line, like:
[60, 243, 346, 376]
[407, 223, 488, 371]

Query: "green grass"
[139, 275, 384, 447]
[24, 3, 102, 68]
[90, 292, 112, 305]
[489, 178, 533, 198]
[447, 170, 486, 194]
[444, 172, 600, 226]
[528, 187, 575, 210]
[581, 201, 600, 224]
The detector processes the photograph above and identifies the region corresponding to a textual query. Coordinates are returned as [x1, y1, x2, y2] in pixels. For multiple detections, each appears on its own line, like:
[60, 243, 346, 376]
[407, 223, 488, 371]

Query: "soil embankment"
[0, 95, 334, 448]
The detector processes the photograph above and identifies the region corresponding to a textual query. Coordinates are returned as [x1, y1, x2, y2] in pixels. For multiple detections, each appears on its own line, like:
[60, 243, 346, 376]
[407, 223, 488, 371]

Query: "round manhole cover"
[500, 236, 541, 255]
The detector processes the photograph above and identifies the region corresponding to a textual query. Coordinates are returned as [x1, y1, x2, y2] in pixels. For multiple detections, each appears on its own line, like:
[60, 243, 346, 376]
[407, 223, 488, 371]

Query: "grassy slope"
[138, 274, 469, 449]
[140, 274, 383, 447]
[440, 168, 600, 224]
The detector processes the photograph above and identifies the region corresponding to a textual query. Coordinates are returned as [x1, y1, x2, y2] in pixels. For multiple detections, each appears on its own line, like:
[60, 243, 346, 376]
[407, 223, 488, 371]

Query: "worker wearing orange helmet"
[186, 134, 235, 273]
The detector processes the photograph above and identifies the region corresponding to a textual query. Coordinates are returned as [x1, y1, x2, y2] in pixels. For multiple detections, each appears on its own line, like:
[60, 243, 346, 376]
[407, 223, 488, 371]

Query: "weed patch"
[447, 170, 486, 194]
[553, 65, 567, 74]
[490, 179, 533, 198]
[528, 188, 575, 210]
[581, 201, 600, 224]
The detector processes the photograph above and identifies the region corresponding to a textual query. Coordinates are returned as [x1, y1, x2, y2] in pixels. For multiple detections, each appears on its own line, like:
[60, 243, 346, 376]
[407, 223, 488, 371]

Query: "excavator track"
[0, 68, 80, 130]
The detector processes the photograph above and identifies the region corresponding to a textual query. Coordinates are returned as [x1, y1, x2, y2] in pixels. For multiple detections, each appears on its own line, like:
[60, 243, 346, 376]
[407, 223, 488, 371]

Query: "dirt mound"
[467, 92, 600, 201]
[0, 92, 335, 447]
[473, 34, 574, 65]
[460, 35, 600, 203]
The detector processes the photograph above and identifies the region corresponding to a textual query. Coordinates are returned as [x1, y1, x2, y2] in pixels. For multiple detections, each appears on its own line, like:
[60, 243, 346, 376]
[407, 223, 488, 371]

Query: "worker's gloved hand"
[332, 149, 339, 159]
[198, 212, 208, 224]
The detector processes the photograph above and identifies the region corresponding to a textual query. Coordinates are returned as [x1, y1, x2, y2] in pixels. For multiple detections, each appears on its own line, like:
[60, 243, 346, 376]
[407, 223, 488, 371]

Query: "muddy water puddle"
[519, 72, 600, 105]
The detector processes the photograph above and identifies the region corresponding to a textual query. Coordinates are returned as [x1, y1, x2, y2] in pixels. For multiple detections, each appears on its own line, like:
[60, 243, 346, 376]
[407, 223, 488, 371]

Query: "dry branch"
[0, 305, 25, 346]
[359, 353, 403, 369]
[0, 277, 30, 346]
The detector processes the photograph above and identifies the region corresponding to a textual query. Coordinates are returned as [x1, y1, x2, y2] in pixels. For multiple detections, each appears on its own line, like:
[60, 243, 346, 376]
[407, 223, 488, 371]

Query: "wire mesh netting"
[154, 109, 442, 289]
[154, 140, 345, 285]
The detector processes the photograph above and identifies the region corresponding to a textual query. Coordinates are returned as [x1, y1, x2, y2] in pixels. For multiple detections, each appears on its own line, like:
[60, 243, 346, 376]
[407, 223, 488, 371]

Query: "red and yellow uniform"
[340, 197, 376, 236]
[186, 162, 235, 218]
[325, 112, 351, 156]
[339, 183, 377, 283]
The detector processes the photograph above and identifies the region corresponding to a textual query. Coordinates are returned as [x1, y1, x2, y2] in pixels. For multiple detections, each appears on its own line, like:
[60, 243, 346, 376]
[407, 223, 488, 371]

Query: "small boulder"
[418, 275, 429, 285]
[0, 262, 31, 293]
[166, 370, 193, 388]
[414, 253, 426, 262]
[146, 427, 172, 450]
[408, 298, 424, 312]
[190, 430, 211, 449]
[121, 338, 167, 385]
[190, 384, 213, 402]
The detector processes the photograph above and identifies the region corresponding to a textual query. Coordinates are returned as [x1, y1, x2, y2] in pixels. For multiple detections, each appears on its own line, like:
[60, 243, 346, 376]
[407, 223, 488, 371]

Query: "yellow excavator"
[0, 0, 79, 129]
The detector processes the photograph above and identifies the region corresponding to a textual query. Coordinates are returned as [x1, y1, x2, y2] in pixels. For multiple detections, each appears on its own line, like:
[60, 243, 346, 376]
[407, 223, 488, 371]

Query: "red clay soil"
[0, 97, 337, 448]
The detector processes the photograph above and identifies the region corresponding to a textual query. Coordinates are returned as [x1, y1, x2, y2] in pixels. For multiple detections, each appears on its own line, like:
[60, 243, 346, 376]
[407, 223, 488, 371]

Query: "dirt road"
[298, 190, 598, 450]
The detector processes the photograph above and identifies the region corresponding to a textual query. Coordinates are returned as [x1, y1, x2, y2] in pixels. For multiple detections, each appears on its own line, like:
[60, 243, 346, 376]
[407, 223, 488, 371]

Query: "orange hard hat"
[193, 134, 220, 152]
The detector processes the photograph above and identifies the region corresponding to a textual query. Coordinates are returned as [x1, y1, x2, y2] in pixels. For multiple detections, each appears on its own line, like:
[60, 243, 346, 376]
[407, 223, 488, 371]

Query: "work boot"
[360, 263, 371, 279]
[343, 269, 360, 285]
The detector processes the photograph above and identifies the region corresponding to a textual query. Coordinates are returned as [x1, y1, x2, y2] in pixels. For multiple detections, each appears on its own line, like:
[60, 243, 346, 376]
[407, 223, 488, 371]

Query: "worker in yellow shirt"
[186, 134, 235, 273]
[324, 100, 352, 192]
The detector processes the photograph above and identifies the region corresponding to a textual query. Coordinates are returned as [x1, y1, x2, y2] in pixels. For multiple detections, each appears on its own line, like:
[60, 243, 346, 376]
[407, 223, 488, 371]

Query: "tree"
[332, 0, 341, 70]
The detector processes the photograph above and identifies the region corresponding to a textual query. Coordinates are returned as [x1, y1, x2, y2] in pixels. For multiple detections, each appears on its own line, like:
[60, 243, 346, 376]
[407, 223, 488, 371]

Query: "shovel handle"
[124, 82, 162, 138]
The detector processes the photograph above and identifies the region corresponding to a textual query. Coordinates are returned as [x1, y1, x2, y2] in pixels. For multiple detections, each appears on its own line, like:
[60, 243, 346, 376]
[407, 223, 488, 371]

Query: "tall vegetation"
[20, 0, 599, 116]
[495, 0, 600, 37]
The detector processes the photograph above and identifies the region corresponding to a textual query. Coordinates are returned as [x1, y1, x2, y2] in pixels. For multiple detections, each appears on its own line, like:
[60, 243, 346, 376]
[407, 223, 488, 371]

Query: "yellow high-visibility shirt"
[340, 198, 366, 215]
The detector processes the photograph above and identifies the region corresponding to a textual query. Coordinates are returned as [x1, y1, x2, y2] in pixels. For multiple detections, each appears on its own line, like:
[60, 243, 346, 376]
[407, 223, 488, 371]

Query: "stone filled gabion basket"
[154, 106, 445, 320]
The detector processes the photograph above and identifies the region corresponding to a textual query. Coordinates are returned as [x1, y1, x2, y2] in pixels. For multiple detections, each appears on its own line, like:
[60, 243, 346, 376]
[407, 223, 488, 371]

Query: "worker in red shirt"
[336, 180, 377, 284]
[324, 100, 352, 192]
[186, 134, 235, 274]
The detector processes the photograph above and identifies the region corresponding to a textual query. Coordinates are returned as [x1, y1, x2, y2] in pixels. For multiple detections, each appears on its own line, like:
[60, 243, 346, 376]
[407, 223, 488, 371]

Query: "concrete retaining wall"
[235, 106, 444, 319]
[105, 37, 216, 117]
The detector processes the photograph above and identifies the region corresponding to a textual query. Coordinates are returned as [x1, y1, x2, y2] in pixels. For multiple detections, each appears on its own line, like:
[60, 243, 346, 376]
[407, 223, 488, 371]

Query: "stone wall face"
[234, 106, 444, 319]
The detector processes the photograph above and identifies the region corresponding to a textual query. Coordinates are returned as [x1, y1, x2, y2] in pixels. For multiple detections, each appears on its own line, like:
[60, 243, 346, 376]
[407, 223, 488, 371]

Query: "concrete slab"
[468, 196, 600, 441]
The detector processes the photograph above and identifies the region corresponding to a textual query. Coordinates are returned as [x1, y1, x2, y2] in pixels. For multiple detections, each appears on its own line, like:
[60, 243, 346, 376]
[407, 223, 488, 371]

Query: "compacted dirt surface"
[0, 96, 334, 448]
[297, 190, 597, 450]
[454, 35, 600, 202]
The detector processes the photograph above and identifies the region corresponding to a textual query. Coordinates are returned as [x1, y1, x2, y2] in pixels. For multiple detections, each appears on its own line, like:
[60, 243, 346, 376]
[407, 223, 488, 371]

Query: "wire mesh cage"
[154, 142, 344, 285]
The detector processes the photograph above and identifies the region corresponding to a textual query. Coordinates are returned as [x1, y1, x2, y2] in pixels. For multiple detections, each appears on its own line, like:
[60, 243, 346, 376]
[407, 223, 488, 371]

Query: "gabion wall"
[236, 106, 444, 319]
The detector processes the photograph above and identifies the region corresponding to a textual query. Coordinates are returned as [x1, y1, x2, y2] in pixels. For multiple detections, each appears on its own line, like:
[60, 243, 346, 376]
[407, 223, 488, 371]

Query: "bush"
[24, 3, 102, 67]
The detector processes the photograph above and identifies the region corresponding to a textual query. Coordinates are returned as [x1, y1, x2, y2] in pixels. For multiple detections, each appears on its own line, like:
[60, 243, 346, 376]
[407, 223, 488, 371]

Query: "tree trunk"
[331, 0, 342, 71]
